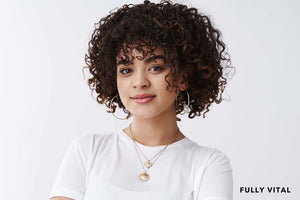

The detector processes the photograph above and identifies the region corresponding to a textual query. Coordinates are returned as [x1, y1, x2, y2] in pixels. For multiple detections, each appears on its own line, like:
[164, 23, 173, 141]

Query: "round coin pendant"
[139, 172, 150, 182]
[144, 161, 153, 168]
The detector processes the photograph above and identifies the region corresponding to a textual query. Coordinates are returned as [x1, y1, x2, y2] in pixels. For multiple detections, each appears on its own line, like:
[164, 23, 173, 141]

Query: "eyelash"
[119, 68, 132, 74]
[119, 66, 164, 74]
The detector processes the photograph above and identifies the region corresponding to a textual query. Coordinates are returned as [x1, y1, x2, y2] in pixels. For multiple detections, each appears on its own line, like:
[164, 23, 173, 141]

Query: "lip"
[131, 93, 156, 99]
[131, 93, 156, 104]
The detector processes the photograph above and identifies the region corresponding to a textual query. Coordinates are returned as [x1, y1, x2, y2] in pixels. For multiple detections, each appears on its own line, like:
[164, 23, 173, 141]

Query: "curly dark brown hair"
[84, 0, 233, 120]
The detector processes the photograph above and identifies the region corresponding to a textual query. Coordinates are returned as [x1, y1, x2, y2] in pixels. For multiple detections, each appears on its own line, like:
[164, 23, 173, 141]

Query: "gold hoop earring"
[109, 94, 131, 120]
[175, 90, 190, 115]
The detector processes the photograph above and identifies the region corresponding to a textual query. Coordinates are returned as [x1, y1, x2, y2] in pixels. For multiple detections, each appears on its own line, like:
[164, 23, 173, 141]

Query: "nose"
[132, 70, 150, 89]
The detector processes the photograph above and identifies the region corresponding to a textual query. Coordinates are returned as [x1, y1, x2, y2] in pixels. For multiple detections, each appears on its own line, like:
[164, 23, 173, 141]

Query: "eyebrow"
[117, 55, 166, 66]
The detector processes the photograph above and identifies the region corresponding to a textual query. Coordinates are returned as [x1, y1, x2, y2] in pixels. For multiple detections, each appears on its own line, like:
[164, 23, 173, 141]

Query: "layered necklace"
[129, 123, 180, 182]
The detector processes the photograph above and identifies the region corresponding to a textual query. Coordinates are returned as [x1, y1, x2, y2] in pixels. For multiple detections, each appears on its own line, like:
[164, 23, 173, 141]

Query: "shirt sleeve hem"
[48, 188, 84, 200]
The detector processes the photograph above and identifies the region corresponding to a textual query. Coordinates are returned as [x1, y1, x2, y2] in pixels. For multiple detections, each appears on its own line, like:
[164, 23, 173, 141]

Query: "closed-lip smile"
[131, 93, 156, 99]
[131, 93, 156, 104]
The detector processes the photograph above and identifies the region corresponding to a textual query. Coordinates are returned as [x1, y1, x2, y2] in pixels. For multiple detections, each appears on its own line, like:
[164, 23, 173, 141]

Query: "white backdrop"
[0, 0, 299, 200]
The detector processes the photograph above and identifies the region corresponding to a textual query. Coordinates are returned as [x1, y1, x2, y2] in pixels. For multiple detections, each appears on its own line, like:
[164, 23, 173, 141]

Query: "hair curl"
[84, 0, 234, 120]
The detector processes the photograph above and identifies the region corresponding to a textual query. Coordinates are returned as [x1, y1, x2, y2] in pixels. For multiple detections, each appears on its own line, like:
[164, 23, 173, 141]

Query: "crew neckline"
[118, 129, 190, 149]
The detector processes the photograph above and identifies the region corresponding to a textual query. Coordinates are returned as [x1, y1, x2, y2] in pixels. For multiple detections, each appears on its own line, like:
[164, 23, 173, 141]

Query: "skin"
[116, 46, 187, 146]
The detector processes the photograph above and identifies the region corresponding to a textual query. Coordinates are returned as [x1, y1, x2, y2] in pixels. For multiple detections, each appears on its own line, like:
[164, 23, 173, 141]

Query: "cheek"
[116, 77, 124, 91]
[117, 78, 129, 101]
[159, 80, 177, 100]
[117, 81, 123, 97]
[162, 71, 176, 91]
[116, 83, 127, 107]
[161, 78, 176, 94]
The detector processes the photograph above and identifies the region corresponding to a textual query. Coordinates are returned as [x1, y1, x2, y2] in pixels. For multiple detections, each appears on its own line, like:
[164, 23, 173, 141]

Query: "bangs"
[116, 41, 170, 64]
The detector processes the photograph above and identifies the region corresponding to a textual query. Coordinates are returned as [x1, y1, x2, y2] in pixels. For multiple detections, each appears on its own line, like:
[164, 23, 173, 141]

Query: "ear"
[179, 83, 187, 91]
[178, 76, 188, 91]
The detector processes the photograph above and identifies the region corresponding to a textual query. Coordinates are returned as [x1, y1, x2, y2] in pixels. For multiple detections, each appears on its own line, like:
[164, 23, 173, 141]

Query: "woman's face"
[116, 46, 185, 119]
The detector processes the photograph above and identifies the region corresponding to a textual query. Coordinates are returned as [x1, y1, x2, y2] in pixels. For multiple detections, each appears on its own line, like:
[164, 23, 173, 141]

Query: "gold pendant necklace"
[144, 160, 153, 168]
[129, 123, 179, 182]
[139, 172, 150, 182]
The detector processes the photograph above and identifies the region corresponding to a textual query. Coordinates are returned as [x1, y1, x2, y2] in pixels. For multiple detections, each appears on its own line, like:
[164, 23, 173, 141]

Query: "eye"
[119, 68, 132, 74]
[150, 66, 164, 72]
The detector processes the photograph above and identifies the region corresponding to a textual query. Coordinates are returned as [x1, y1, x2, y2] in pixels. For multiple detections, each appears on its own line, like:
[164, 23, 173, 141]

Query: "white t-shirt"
[49, 129, 233, 200]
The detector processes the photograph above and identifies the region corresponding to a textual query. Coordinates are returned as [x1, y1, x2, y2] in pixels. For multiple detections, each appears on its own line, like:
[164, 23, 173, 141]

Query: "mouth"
[131, 94, 156, 104]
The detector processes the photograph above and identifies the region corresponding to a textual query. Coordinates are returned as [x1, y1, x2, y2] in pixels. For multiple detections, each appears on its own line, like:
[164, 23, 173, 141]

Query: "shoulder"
[185, 139, 231, 170]
[69, 131, 118, 154]
[202, 148, 232, 175]
[191, 144, 233, 199]
[73, 130, 118, 144]
[200, 146, 231, 168]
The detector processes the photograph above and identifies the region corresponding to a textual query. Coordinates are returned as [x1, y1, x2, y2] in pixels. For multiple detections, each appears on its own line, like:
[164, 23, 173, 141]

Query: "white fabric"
[49, 130, 233, 200]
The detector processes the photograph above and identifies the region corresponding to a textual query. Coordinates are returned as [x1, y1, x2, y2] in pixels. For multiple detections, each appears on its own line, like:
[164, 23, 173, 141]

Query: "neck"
[123, 106, 185, 147]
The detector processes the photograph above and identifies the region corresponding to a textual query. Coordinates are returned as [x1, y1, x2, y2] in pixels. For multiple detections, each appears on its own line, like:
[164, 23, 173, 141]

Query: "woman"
[49, 0, 233, 199]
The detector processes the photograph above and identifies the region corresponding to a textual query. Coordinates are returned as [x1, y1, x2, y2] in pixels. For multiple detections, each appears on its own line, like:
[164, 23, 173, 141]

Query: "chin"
[131, 112, 159, 120]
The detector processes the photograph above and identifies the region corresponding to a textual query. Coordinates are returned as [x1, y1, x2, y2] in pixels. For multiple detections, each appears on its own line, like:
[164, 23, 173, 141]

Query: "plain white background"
[0, 0, 299, 199]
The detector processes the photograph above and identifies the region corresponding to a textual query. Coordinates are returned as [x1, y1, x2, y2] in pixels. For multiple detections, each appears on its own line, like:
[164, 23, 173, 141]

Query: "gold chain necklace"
[129, 123, 180, 182]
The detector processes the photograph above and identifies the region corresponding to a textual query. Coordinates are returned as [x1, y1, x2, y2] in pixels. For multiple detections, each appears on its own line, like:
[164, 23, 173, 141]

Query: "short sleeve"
[49, 137, 88, 200]
[194, 150, 233, 200]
